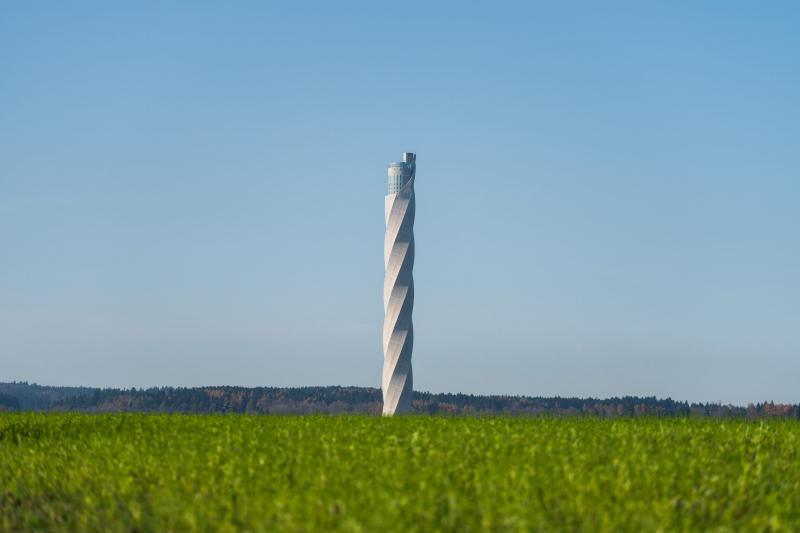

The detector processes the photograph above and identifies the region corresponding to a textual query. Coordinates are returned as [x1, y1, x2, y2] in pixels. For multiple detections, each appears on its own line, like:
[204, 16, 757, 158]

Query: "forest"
[1, 382, 796, 419]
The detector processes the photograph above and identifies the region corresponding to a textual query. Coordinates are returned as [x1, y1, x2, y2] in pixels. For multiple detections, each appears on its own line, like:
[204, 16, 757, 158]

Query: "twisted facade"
[382, 152, 416, 415]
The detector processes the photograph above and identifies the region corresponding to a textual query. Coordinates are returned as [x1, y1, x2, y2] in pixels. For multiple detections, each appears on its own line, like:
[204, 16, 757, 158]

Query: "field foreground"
[2, 415, 799, 531]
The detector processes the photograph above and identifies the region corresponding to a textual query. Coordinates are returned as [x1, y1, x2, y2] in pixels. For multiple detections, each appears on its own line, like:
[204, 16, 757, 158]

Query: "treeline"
[0, 391, 20, 411]
[0, 382, 797, 419]
[0, 382, 96, 410]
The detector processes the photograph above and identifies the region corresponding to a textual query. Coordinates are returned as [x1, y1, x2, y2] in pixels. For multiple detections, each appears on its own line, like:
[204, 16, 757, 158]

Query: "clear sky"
[1, 2, 798, 404]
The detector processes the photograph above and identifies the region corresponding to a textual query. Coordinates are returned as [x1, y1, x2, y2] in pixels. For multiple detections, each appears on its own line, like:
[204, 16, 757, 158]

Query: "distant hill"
[0, 382, 797, 419]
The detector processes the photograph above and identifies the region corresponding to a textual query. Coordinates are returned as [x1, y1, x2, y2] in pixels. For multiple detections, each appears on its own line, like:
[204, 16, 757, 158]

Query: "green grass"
[1, 414, 799, 532]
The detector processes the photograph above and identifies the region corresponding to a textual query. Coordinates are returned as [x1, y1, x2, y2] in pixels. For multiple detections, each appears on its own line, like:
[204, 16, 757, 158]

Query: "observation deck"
[387, 152, 416, 194]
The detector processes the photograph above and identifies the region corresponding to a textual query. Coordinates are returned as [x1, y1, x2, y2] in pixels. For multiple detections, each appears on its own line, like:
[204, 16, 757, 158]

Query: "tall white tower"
[382, 152, 416, 415]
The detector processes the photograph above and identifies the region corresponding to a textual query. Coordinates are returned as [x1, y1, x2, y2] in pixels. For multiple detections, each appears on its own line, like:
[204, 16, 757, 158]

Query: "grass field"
[1, 414, 799, 531]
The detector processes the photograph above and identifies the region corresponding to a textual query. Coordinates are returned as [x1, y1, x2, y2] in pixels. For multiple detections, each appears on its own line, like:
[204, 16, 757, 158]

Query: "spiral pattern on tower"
[382, 152, 416, 415]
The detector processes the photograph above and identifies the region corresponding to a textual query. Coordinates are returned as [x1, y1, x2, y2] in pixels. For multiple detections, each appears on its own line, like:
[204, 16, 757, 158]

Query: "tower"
[382, 152, 416, 415]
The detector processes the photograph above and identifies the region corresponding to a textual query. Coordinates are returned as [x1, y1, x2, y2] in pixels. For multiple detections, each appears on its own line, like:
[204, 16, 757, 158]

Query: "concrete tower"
[382, 152, 416, 415]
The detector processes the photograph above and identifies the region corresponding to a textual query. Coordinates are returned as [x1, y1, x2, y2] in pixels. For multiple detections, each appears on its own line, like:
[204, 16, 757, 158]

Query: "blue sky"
[1, 1, 798, 404]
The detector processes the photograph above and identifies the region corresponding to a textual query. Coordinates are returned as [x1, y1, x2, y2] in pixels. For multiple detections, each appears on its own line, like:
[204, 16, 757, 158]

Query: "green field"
[2, 414, 799, 531]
